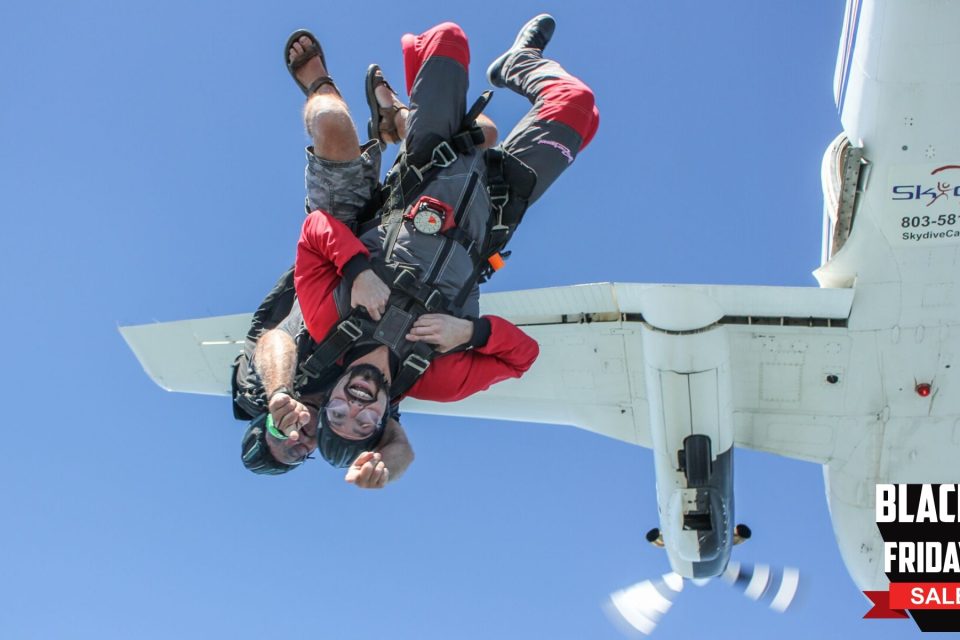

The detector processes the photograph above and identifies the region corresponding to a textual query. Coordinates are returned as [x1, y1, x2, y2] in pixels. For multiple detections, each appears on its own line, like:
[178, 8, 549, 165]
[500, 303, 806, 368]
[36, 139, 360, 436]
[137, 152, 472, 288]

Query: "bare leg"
[476, 113, 498, 149]
[288, 36, 360, 162]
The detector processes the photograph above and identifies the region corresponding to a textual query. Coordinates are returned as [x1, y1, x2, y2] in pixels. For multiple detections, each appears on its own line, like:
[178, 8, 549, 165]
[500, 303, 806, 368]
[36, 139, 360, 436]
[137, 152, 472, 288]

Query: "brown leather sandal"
[285, 29, 339, 96]
[365, 64, 408, 150]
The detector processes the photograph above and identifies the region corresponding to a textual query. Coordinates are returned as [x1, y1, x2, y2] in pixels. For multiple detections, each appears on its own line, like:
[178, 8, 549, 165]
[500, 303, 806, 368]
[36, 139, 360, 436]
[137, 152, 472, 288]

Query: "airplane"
[120, 0, 960, 623]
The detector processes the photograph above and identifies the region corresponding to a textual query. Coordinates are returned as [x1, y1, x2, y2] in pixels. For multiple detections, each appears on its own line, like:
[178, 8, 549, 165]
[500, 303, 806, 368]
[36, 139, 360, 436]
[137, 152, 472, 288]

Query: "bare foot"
[288, 36, 337, 97]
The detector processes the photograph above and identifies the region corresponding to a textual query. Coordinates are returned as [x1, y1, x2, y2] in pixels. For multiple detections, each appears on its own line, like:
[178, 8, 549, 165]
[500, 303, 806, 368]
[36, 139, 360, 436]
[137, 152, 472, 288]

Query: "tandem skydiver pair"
[234, 14, 600, 488]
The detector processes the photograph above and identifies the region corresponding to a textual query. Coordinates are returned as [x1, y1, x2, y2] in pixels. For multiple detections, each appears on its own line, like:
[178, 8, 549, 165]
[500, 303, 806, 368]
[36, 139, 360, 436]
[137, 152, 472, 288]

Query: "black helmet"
[240, 413, 304, 475]
[317, 409, 385, 468]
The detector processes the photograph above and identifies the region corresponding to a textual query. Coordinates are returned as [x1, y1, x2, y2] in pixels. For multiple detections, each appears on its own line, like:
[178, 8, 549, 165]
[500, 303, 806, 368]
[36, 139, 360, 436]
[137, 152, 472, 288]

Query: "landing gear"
[645, 528, 665, 548]
[679, 435, 712, 487]
[733, 523, 752, 545]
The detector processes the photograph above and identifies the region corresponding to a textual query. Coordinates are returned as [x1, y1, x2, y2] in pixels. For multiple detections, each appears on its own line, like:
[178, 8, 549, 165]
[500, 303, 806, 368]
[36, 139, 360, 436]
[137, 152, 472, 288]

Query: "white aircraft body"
[120, 0, 960, 594]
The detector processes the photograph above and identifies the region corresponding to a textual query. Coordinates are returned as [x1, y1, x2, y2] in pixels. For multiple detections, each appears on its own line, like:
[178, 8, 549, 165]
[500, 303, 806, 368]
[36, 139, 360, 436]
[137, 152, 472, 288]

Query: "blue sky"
[0, 1, 925, 638]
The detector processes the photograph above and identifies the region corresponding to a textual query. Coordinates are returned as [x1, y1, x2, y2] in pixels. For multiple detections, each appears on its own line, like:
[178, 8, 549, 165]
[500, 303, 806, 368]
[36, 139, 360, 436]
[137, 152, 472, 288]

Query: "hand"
[350, 269, 390, 321]
[345, 451, 390, 489]
[405, 314, 473, 353]
[268, 392, 311, 441]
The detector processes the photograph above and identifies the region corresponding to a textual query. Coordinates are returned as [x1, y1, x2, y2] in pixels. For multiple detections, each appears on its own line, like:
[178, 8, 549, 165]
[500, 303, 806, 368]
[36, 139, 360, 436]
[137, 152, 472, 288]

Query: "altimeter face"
[412, 208, 444, 234]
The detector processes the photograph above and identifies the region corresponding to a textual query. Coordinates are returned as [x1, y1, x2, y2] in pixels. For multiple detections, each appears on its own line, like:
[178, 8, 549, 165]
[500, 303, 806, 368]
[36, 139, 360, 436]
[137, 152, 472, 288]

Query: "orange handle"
[488, 253, 506, 271]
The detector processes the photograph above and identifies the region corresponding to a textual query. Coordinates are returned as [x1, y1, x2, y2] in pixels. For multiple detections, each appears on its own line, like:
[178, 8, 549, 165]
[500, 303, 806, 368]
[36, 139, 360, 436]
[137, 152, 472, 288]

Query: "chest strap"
[390, 340, 436, 399]
[295, 307, 442, 399]
[295, 314, 372, 387]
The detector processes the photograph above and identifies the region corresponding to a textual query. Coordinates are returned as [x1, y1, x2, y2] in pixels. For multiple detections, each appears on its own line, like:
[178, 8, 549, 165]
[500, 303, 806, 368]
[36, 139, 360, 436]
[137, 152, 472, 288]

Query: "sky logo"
[891, 166, 960, 206]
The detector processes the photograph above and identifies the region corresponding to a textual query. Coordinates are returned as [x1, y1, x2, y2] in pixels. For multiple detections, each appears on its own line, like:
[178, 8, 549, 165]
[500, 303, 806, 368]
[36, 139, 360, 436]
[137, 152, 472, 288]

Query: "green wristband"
[265, 414, 288, 441]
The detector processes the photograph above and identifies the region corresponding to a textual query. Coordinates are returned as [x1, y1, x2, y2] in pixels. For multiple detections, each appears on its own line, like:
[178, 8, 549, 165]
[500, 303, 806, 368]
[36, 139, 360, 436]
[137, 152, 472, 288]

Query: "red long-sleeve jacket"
[294, 210, 539, 401]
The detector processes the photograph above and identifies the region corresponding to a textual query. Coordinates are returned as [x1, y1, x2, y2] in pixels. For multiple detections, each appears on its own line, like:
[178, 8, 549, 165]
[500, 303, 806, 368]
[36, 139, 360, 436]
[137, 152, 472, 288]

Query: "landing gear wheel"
[646, 528, 664, 547]
[683, 435, 712, 487]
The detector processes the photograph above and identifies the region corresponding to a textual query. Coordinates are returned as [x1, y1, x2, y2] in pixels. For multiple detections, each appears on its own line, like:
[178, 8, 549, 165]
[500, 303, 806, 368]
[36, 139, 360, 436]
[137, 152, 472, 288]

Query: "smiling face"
[324, 364, 390, 440]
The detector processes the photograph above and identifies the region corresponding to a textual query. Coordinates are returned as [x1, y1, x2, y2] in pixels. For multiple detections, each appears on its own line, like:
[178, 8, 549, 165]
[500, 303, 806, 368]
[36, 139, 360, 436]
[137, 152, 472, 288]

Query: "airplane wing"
[120, 283, 856, 463]
[405, 283, 857, 463]
[119, 313, 251, 395]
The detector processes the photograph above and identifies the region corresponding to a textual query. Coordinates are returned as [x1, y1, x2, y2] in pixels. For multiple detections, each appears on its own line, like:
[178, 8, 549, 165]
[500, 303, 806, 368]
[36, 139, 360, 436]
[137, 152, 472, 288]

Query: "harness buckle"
[431, 141, 457, 168]
[337, 319, 363, 341]
[424, 289, 444, 312]
[488, 185, 510, 209]
[297, 361, 320, 381]
[393, 267, 418, 291]
[409, 163, 425, 182]
[402, 353, 431, 374]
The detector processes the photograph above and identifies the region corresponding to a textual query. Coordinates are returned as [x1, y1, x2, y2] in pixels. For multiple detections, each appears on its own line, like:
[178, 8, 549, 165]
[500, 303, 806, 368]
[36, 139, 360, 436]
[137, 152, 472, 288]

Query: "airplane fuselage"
[811, 0, 960, 590]
[645, 0, 960, 586]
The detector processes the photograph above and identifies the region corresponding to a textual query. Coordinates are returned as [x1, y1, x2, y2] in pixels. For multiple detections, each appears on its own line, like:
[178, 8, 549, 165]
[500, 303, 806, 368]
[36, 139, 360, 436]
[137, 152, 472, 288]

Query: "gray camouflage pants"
[304, 139, 382, 230]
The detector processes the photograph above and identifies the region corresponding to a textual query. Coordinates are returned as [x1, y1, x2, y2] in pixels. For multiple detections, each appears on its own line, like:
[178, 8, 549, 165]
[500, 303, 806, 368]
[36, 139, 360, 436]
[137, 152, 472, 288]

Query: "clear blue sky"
[0, 1, 923, 638]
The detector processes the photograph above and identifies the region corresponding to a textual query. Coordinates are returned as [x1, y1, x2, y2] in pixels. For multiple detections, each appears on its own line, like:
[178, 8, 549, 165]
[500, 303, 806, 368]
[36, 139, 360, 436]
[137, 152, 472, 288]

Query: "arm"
[405, 313, 479, 353]
[376, 418, 414, 481]
[403, 315, 539, 402]
[344, 418, 414, 489]
[253, 328, 310, 436]
[298, 209, 370, 271]
[295, 210, 390, 327]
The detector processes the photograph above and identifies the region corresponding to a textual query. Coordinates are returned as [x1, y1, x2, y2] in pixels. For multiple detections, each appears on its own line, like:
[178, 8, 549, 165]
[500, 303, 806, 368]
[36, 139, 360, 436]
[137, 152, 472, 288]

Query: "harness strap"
[296, 93, 501, 398]
[383, 151, 483, 280]
[463, 91, 493, 135]
[295, 301, 440, 399]
[356, 186, 387, 233]
[296, 314, 369, 385]
[384, 90, 494, 231]
[446, 227, 482, 262]
[392, 267, 450, 312]
[452, 148, 535, 308]
[390, 340, 436, 398]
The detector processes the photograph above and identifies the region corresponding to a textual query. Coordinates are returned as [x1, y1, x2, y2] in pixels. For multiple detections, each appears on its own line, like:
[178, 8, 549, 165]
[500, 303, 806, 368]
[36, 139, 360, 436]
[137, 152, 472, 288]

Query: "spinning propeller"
[605, 562, 801, 635]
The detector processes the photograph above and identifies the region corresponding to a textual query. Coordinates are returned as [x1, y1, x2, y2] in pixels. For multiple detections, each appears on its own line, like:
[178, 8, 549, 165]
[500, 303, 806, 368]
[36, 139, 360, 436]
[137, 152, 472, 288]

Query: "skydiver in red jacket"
[241, 14, 597, 486]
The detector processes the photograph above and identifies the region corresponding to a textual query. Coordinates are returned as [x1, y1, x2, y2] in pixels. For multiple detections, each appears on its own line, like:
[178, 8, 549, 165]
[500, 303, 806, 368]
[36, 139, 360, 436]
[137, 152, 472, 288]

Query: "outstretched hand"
[405, 314, 474, 353]
[345, 451, 389, 489]
[350, 269, 390, 321]
[268, 392, 311, 440]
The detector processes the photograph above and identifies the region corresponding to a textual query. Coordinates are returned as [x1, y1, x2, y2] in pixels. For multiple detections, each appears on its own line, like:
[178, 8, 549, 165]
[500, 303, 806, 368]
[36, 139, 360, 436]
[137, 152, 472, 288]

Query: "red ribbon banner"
[863, 590, 909, 619]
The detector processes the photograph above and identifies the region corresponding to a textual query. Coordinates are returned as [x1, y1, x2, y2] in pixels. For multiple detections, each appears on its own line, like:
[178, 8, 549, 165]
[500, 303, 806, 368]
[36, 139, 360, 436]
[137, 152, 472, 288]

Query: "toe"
[288, 42, 304, 62]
